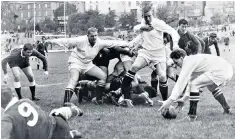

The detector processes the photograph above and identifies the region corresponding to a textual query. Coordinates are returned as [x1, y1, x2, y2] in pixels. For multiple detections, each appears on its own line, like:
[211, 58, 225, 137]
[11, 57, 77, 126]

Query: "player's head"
[142, 6, 153, 25]
[209, 33, 217, 42]
[41, 36, 46, 42]
[170, 49, 187, 68]
[178, 19, 188, 35]
[1, 84, 14, 109]
[23, 43, 34, 57]
[87, 27, 98, 45]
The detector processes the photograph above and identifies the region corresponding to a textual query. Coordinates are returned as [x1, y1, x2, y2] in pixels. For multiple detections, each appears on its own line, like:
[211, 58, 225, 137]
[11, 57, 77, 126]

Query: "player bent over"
[1, 84, 83, 139]
[2, 43, 49, 101]
[159, 49, 233, 121]
[47, 27, 129, 105]
[203, 33, 220, 56]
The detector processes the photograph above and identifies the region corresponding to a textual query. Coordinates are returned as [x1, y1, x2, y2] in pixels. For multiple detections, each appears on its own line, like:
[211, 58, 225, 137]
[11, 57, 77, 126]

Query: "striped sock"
[212, 88, 230, 110]
[188, 92, 200, 116]
[121, 70, 135, 99]
[159, 81, 168, 101]
[64, 88, 74, 104]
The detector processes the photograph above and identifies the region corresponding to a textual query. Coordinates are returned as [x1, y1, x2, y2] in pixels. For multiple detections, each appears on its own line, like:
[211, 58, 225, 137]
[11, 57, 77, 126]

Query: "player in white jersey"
[159, 49, 233, 121]
[47, 27, 129, 105]
[120, 6, 179, 106]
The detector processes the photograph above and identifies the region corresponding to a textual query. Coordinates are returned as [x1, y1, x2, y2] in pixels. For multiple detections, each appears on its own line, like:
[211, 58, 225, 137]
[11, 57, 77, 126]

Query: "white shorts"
[68, 57, 95, 74]
[205, 64, 233, 86]
[120, 54, 134, 62]
[137, 47, 166, 66]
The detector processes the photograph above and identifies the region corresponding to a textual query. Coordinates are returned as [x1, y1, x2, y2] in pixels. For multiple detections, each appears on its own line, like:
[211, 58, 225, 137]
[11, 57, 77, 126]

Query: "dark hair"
[110, 77, 122, 91]
[209, 33, 217, 38]
[87, 27, 98, 35]
[178, 19, 188, 26]
[42, 36, 46, 40]
[23, 43, 34, 51]
[142, 6, 152, 15]
[170, 49, 187, 59]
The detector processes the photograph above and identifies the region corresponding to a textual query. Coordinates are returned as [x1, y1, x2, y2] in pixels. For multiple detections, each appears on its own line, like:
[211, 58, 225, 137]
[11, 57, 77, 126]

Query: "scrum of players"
[1, 6, 233, 138]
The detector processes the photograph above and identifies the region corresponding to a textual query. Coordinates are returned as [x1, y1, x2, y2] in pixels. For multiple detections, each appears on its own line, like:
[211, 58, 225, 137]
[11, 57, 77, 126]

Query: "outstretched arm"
[2, 56, 10, 75]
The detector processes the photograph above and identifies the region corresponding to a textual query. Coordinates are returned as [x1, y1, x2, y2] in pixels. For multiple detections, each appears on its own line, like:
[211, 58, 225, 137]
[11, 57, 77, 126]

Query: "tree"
[104, 10, 117, 28]
[211, 12, 223, 25]
[156, 5, 179, 25]
[118, 12, 137, 30]
[67, 10, 105, 34]
[54, 2, 77, 17]
[35, 24, 41, 32]
[40, 18, 56, 33]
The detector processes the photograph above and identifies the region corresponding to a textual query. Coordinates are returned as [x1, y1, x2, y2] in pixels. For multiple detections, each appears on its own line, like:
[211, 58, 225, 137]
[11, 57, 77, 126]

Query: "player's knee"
[158, 72, 167, 82]
[27, 75, 34, 82]
[189, 83, 200, 92]
[131, 65, 140, 73]
[13, 75, 21, 82]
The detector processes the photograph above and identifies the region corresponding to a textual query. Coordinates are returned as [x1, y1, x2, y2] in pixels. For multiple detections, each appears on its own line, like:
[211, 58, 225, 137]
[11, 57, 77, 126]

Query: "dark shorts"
[8, 59, 30, 69]
[51, 116, 71, 139]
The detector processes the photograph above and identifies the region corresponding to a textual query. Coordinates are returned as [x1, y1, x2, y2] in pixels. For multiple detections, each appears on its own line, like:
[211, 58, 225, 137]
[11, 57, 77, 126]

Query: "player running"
[1, 84, 83, 139]
[159, 49, 233, 121]
[46, 27, 129, 105]
[2, 43, 49, 101]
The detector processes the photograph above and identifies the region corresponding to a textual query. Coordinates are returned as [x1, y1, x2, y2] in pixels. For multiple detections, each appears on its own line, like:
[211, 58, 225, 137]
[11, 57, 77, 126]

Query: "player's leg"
[64, 68, 80, 105]
[21, 66, 39, 101]
[37, 58, 40, 70]
[188, 73, 215, 121]
[122, 56, 148, 100]
[207, 84, 231, 114]
[11, 67, 22, 99]
[154, 62, 168, 101]
[85, 65, 107, 104]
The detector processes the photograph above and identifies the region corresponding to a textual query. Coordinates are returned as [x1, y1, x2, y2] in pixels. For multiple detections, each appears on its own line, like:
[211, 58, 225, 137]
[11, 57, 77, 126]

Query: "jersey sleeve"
[1, 116, 13, 139]
[1, 55, 11, 74]
[32, 50, 48, 71]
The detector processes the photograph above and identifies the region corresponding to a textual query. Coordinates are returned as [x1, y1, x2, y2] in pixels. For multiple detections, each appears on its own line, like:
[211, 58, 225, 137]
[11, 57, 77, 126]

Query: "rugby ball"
[161, 105, 177, 119]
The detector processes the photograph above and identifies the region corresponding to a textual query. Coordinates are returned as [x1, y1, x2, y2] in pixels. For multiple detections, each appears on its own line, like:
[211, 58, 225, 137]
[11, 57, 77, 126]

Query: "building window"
[45, 4, 47, 8]
[167, 1, 171, 6]
[38, 4, 41, 8]
[28, 4, 30, 9]
[173, 1, 178, 6]
[21, 12, 23, 18]
[45, 11, 48, 16]
[39, 11, 41, 16]
[128, 1, 131, 7]
[28, 12, 30, 17]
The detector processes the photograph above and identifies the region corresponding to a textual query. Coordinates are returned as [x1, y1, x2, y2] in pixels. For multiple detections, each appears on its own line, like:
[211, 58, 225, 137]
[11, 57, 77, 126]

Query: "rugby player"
[159, 49, 233, 121]
[36, 36, 48, 70]
[46, 27, 129, 105]
[2, 43, 49, 101]
[177, 19, 205, 55]
[1, 84, 83, 139]
[121, 6, 180, 107]
[203, 33, 220, 56]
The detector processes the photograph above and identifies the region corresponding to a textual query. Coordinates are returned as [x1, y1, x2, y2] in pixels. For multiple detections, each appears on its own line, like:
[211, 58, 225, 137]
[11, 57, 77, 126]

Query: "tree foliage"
[104, 10, 117, 28]
[118, 12, 137, 30]
[211, 12, 223, 25]
[40, 18, 56, 32]
[54, 2, 77, 17]
[156, 5, 178, 25]
[67, 10, 105, 34]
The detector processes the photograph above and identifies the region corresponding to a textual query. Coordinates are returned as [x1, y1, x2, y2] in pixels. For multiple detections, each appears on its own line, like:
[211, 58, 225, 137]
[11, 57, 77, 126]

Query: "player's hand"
[3, 74, 8, 84]
[44, 71, 49, 79]
[174, 99, 185, 112]
[158, 99, 174, 113]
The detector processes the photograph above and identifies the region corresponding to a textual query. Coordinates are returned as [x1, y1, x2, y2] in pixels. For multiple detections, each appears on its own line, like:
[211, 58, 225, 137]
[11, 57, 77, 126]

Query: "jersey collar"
[4, 97, 19, 112]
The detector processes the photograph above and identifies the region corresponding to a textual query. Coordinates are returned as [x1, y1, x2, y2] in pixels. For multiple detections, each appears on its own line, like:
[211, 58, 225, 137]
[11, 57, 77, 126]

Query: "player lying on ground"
[159, 49, 233, 121]
[1, 84, 83, 139]
[121, 6, 179, 107]
[46, 27, 129, 105]
[2, 43, 49, 101]
[203, 33, 220, 56]
[77, 71, 156, 107]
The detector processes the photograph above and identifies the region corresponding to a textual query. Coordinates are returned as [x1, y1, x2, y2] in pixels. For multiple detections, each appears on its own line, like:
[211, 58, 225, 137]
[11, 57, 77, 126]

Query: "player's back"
[2, 99, 54, 139]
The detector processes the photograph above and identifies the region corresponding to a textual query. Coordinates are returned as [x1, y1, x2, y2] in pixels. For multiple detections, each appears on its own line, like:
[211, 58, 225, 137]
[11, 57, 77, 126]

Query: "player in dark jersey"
[36, 36, 48, 70]
[177, 19, 204, 55]
[1, 85, 83, 139]
[2, 43, 49, 101]
[203, 33, 220, 56]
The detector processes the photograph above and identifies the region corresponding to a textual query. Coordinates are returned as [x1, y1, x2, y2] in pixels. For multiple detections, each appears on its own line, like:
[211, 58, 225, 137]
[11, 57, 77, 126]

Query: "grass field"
[2, 40, 235, 139]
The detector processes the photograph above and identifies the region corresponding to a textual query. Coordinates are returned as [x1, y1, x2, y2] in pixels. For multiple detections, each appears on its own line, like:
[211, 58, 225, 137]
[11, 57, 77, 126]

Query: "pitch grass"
[2, 43, 235, 139]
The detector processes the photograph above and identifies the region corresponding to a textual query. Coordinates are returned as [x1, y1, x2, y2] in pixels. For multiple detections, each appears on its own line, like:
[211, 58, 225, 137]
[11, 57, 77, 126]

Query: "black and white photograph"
[1, 1, 235, 139]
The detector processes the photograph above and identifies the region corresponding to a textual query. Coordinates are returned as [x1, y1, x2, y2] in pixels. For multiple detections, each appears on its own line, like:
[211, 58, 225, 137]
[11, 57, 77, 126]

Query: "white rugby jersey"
[169, 54, 233, 100]
[48, 35, 128, 64]
[131, 18, 179, 51]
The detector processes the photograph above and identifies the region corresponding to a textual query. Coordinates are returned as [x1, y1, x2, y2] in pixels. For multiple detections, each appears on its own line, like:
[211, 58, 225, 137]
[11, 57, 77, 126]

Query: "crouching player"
[159, 49, 233, 121]
[1, 84, 83, 139]
[2, 43, 49, 100]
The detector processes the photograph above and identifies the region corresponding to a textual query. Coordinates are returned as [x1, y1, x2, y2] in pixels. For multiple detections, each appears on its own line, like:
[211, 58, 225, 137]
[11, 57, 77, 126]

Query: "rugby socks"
[151, 71, 158, 91]
[188, 92, 200, 116]
[64, 88, 74, 104]
[121, 70, 135, 99]
[212, 88, 230, 111]
[14, 82, 22, 99]
[159, 81, 168, 101]
[96, 80, 106, 103]
[29, 81, 39, 101]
